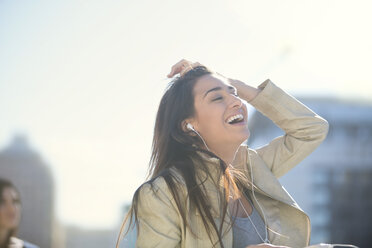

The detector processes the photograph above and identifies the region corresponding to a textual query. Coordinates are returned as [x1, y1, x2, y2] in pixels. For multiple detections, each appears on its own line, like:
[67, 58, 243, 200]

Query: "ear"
[181, 118, 197, 133]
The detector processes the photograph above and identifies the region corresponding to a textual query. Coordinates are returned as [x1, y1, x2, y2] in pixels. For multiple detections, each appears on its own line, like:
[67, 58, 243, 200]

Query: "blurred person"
[117, 59, 331, 248]
[0, 178, 39, 248]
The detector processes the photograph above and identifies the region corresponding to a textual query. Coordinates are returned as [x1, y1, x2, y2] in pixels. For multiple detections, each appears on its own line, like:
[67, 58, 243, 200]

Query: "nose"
[229, 94, 243, 109]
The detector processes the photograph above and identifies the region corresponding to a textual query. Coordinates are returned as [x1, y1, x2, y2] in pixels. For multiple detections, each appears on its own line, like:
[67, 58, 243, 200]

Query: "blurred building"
[0, 134, 64, 248]
[64, 225, 117, 248]
[117, 204, 137, 248]
[248, 97, 372, 247]
[62, 203, 132, 247]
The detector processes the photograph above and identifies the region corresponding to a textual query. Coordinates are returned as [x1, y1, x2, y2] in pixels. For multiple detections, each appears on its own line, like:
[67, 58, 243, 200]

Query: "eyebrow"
[203, 86, 236, 98]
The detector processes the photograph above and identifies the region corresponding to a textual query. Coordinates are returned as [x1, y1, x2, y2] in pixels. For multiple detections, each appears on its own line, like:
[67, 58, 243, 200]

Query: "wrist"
[229, 79, 261, 102]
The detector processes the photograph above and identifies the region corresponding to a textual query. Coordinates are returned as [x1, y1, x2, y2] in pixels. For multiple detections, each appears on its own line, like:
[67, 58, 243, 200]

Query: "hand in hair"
[167, 59, 203, 78]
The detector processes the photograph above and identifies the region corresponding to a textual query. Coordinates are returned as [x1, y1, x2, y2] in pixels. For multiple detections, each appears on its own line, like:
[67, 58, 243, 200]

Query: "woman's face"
[0, 187, 21, 230]
[188, 74, 250, 149]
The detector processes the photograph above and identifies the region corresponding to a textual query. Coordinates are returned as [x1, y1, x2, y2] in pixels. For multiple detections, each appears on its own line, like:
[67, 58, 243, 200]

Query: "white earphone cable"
[188, 123, 270, 243]
[187, 124, 211, 151]
[247, 149, 270, 244]
[237, 197, 267, 243]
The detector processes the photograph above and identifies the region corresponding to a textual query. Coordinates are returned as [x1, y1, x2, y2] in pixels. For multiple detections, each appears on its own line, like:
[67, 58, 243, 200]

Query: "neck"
[0, 228, 10, 247]
[209, 142, 241, 166]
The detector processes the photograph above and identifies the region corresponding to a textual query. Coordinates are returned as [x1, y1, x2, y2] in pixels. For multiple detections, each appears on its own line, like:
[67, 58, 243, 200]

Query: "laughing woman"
[117, 59, 329, 248]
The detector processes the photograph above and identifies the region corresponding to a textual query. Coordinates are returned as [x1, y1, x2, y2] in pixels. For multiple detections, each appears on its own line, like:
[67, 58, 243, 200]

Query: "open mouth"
[226, 114, 245, 125]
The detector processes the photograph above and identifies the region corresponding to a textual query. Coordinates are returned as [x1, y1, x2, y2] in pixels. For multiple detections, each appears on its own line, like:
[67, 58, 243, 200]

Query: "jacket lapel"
[233, 145, 303, 210]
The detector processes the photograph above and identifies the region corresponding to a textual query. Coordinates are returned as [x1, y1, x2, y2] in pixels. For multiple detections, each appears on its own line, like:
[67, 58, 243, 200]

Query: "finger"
[180, 62, 206, 76]
[168, 59, 192, 77]
[179, 64, 194, 76]
[167, 64, 180, 77]
[168, 65, 184, 77]
[167, 59, 206, 78]
[191, 62, 202, 68]
[179, 61, 203, 76]
[168, 60, 186, 77]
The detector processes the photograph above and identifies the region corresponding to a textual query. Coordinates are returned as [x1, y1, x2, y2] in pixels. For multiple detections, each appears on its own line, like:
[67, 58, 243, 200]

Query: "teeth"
[227, 114, 244, 124]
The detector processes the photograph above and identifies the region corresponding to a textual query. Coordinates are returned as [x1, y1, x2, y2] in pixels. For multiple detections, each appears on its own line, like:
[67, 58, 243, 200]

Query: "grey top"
[232, 196, 267, 248]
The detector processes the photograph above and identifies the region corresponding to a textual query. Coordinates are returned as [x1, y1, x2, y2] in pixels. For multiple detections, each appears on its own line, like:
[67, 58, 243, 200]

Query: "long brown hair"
[0, 178, 20, 248]
[117, 66, 246, 247]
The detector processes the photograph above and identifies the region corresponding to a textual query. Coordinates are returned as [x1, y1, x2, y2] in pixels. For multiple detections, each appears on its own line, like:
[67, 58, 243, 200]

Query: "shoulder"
[137, 176, 170, 202]
[136, 168, 186, 209]
[140, 167, 185, 193]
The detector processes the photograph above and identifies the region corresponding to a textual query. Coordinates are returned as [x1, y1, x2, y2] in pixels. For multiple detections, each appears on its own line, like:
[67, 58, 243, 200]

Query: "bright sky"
[1, 0, 371, 229]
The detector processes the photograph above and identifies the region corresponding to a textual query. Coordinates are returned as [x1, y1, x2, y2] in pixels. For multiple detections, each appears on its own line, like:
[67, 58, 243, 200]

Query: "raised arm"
[231, 78, 329, 178]
[166, 59, 328, 178]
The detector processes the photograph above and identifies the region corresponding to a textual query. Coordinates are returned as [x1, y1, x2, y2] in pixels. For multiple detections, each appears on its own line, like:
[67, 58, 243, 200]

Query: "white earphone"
[187, 122, 270, 243]
[186, 123, 194, 131]
[186, 123, 210, 151]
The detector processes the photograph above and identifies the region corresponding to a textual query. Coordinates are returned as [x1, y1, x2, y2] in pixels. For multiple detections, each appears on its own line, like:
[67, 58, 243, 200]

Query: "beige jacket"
[135, 79, 329, 248]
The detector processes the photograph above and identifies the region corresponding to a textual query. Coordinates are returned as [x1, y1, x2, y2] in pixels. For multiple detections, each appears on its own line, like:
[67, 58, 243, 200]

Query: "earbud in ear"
[186, 123, 194, 131]
[185, 122, 210, 151]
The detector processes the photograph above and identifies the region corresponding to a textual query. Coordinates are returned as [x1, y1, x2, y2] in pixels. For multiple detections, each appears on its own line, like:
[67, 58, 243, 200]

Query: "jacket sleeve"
[247, 79, 329, 178]
[135, 178, 182, 248]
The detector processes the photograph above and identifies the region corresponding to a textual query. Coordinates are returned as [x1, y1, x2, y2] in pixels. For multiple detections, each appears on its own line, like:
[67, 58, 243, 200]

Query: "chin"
[231, 133, 250, 146]
[239, 129, 250, 141]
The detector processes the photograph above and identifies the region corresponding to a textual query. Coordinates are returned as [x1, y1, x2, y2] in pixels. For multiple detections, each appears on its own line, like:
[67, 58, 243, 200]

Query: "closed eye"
[212, 92, 238, 101]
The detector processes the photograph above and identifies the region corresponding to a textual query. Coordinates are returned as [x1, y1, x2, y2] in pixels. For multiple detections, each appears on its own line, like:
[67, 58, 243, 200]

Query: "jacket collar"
[193, 146, 301, 209]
